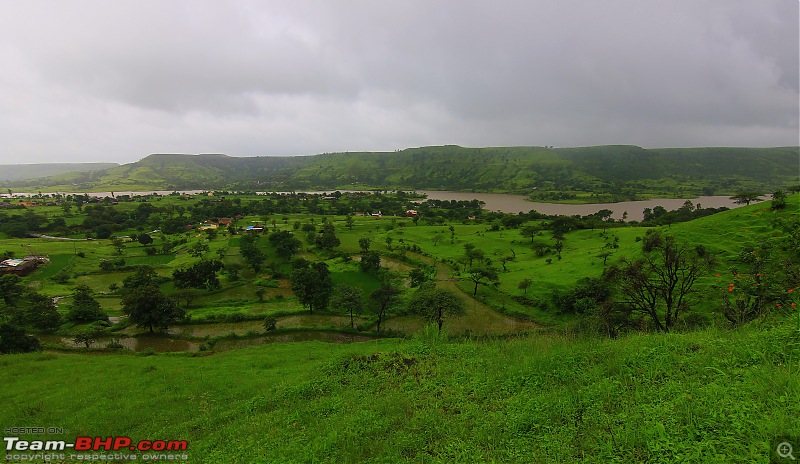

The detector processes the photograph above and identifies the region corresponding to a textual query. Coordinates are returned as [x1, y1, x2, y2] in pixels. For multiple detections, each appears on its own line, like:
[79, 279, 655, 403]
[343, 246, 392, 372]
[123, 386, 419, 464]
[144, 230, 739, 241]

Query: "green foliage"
[331, 284, 364, 328]
[239, 233, 266, 272]
[263, 315, 278, 331]
[121, 266, 184, 332]
[408, 286, 467, 332]
[0, 323, 42, 353]
[267, 230, 301, 261]
[65, 285, 108, 323]
[370, 285, 401, 332]
[315, 222, 341, 251]
[137, 233, 154, 246]
[359, 251, 381, 274]
[12, 146, 795, 196]
[605, 231, 713, 332]
[172, 260, 223, 290]
[290, 259, 334, 314]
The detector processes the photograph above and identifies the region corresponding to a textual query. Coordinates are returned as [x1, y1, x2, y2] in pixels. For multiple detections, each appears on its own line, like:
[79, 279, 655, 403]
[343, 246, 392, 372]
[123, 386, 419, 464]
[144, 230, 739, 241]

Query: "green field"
[0, 319, 797, 462]
[1, 188, 799, 462]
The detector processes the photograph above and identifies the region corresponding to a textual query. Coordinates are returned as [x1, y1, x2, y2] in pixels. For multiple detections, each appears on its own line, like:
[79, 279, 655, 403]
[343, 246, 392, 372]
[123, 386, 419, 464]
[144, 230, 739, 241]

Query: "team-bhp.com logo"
[5, 436, 188, 452]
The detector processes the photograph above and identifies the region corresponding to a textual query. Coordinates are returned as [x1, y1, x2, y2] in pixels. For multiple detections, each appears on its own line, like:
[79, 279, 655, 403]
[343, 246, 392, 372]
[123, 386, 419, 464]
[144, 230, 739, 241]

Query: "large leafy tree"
[729, 192, 763, 206]
[330, 284, 364, 328]
[606, 231, 713, 332]
[465, 265, 499, 296]
[0, 274, 23, 307]
[370, 285, 401, 333]
[15, 292, 61, 330]
[359, 251, 381, 274]
[66, 285, 108, 322]
[408, 286, 466, 333]
[0, 323, 41, 354]
[121, 266, 184, 333]
[240, 233, 266, 272]
[315, 223, 341, 251]
[290, 259, 334, 314]
[172, 260, 223, 290]
[268, 230, 302, 261]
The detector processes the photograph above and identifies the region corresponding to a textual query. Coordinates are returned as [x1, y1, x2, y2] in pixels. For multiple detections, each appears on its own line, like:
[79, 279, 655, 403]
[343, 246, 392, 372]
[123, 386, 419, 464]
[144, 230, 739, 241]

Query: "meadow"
[1, 191, 798, 462]
[1, 192, 797, 343]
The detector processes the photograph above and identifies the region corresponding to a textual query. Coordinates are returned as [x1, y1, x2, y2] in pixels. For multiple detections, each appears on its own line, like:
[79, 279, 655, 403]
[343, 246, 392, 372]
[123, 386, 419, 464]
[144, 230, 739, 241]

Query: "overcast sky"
[0, 0, 797, 164]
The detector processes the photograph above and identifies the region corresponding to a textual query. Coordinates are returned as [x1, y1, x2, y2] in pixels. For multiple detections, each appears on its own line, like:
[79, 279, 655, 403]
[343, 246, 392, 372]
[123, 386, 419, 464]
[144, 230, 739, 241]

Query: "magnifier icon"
[778, 442, 796, 460]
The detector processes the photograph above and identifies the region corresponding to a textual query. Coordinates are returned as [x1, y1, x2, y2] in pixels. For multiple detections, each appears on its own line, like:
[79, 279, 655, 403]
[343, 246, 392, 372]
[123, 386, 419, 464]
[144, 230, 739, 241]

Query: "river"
[4, 189, 742, 221]
[416, 191, 742, 221]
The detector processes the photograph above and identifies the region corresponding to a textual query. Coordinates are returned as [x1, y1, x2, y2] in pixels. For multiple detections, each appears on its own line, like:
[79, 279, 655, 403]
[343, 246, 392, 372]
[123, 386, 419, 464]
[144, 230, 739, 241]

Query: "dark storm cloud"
[0, 0, 796, 163]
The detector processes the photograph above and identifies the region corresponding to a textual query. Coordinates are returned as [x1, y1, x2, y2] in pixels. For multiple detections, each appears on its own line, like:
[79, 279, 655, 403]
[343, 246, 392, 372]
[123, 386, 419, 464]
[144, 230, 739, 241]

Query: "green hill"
[3, 145, 797, 196]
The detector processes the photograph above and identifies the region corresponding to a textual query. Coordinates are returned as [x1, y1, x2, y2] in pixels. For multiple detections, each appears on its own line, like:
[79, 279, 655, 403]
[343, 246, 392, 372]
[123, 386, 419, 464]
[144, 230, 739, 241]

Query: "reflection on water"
[37, 329, 375, 353]
[37, 334, 198, 352]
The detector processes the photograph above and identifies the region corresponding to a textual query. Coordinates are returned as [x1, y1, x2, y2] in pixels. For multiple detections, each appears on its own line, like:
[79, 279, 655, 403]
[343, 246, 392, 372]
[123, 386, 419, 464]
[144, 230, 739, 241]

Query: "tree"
[175, 288, 201, 308]
[0, 323, 41, 354]
[771, 190, 788, 210]
[12, 292, 61, 330]
[0, 274, 23, 307]
[408, 287, 466, 332]
[345, 214, 355, 230]
[137, 233, 154, 246]
[73, 327, 104, 348]
[66, 285, 107, 323]
[554, 239, 564, 260]
[188, 241, 210, 258]
[730, 192, 763, 206]
[331, 284, 364, 328]
[359, 251, 381, 274]
[240, 234, 266, 272]
[263, 315, 278, 332]
[370, 285, 401, 333]
[409, 267, 431, 287]
[466, 266, 499, 296]
[225, 262, 243, 281]
[268, 230, 302, 261]
[521, 225, 540, 243]
[121, 266, 184, 333]
[518, 278, 533, 295]
[290, 260, 334, 314]
[597, 251, 613, 266]
[605, 231, 712, 332]
[498, 255, 514, 272]
[172, 260, 223, 290]
[359, 237, 371, 253]
[315, 223, 340, 251]
[110, 236, 126, 254]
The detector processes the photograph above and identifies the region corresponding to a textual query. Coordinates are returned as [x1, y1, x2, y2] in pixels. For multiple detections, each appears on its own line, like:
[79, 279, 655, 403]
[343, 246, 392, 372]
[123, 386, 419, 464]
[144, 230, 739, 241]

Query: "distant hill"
[2, 146, 797, 196]
[0, 163, 117, 182]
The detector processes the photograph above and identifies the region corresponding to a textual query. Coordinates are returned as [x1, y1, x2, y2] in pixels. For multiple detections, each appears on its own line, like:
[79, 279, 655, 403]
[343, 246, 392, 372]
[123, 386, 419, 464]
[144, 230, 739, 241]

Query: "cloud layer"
[0, 0, 797, 163]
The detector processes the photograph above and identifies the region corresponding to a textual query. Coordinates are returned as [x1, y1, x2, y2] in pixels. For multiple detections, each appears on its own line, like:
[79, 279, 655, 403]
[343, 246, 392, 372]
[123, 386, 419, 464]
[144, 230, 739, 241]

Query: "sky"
[0, 0, 797, 165]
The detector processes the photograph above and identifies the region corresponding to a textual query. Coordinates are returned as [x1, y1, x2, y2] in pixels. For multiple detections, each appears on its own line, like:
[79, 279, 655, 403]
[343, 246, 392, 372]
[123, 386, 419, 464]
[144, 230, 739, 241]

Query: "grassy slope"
[1, 320, 797, 462]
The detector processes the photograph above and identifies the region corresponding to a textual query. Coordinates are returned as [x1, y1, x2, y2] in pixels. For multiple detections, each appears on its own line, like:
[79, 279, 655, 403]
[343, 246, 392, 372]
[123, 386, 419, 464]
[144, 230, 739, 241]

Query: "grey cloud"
[0, 0, 796, 164]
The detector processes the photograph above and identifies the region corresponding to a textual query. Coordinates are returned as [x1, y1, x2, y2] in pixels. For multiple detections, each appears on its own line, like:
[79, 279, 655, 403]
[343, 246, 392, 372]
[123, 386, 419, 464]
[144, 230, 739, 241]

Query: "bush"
[0, 323, 42, 354]
[263, 316, 278, 331]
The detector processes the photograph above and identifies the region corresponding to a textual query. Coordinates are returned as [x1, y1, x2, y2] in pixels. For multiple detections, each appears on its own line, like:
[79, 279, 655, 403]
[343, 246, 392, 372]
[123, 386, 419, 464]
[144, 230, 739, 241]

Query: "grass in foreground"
[1, 318, 798, 463]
